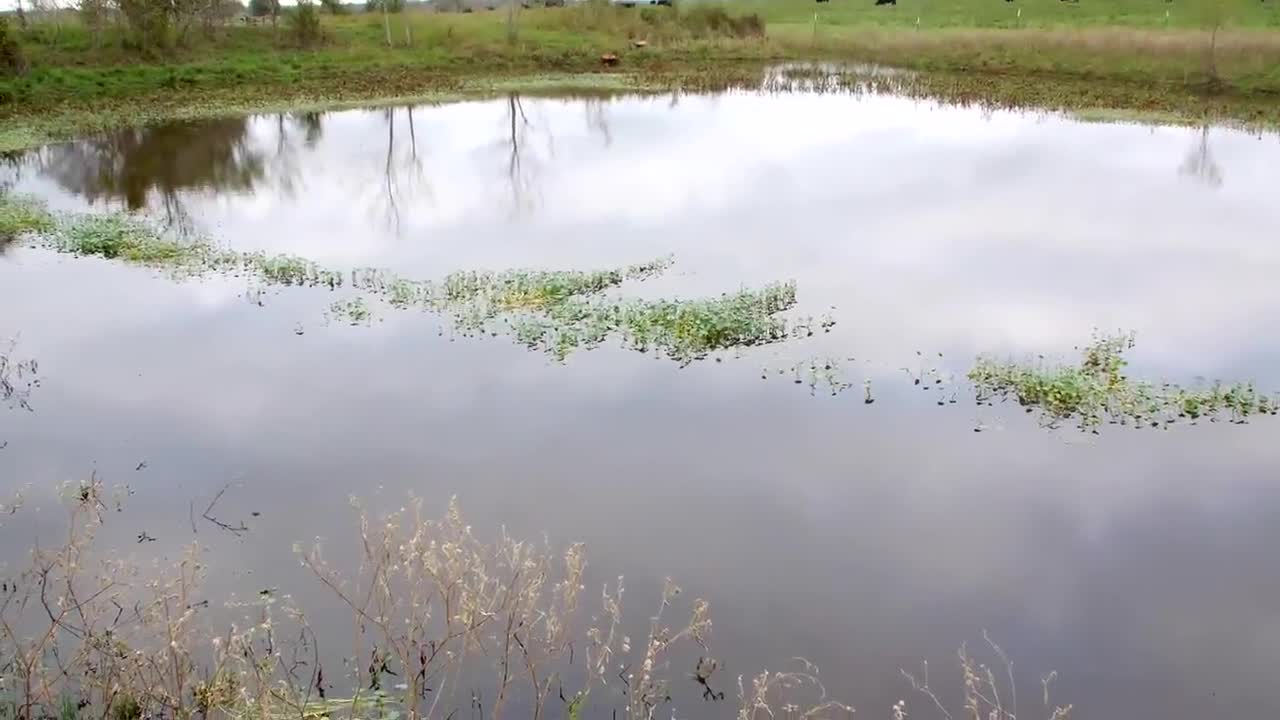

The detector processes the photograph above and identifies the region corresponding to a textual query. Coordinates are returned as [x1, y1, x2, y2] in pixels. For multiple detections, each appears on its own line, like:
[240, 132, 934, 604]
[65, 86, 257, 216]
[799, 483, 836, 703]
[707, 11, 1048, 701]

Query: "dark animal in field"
[600, 53, 619, 66]
[875, 0, 895, 6]
[816, 0, 830, 4]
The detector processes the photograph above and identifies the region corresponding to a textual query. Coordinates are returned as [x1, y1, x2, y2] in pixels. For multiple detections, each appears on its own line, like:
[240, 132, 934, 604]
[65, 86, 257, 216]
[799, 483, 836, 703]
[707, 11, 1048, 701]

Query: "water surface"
[3, 89, 1280, 719]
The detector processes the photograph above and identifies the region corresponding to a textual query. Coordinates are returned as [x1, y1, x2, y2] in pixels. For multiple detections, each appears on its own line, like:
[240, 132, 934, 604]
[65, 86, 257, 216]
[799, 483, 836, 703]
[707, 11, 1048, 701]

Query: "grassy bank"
[2, 0, 1280, 147]
[5, 63, 1280, 154]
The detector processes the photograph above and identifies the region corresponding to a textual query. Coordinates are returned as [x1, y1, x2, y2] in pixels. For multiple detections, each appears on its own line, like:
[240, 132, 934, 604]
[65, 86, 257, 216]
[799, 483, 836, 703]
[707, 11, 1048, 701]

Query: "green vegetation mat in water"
[970, 333, 1279, 431]
[352, 260, 810, 362]
[4, 194, 1275, 433]
[1, 193, 809, 363]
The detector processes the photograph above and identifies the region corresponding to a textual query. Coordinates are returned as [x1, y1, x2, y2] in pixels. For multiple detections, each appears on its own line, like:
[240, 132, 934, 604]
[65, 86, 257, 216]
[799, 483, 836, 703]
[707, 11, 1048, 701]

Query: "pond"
[2, 87, 1280, 719]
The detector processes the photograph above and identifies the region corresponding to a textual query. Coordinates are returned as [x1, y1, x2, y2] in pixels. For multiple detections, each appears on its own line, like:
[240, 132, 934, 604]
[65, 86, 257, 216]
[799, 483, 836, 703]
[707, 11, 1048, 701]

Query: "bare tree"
[583, 97, 612, 147]
[507, 94, 531, 214]
[368, 106, 430, 234]
[383, 107, 400, 233]
[1179, 124, 1223, 188]
[498, 94, 551, 217]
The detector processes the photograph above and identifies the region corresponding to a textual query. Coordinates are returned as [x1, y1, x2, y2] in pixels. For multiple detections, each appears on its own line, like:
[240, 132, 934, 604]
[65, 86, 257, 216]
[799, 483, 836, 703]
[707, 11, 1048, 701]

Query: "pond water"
[3, 88, 1280, 719]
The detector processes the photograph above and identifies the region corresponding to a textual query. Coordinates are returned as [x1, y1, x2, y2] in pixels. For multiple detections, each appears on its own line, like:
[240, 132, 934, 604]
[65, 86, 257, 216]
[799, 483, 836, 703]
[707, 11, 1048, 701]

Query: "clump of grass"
[328, 296, 374, 325]
[433, 256, 671, 313]
[244, 252, 344, 289]
[438, 267, 629, 311]
[348, 257, 802, 363]
[0, 193, 55, 242]
[11, 202, 346, 291]
[970, 332, 1278, 430]
[57, 213, 197, 264]
[496, 281, 802, 363]
[617, 282, 798, 361]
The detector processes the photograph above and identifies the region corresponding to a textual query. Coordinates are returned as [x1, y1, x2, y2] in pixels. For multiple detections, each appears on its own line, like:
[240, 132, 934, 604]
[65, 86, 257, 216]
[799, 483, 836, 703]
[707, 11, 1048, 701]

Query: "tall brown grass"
[785, 26, 1280, 88]
[529, 0, 764, 42]
[0, 477, 1070, 720]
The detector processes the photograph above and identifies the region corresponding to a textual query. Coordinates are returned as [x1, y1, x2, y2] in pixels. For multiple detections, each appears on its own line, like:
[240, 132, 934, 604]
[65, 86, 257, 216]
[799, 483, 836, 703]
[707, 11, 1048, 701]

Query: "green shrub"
[288, 0, 325, 46]
[0, 18, 28, 77]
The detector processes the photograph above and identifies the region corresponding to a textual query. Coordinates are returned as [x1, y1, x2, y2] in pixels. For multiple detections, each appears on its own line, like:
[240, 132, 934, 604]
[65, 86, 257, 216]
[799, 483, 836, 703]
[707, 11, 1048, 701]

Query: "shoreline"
[2, 60, 1278, 153]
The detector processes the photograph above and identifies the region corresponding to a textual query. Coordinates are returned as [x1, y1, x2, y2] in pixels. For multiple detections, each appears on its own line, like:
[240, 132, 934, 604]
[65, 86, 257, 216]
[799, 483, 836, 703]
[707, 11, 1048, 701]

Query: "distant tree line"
[67, 0, 249, 49]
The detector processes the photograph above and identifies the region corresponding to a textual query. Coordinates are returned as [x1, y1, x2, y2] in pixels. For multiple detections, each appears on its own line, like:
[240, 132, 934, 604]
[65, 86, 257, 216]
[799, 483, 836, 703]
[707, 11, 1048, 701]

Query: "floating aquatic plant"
[328, 296, 375, 326]
[348, 261, 803, 363]
[760, 356, 856, 396]
[970, 333, 1278, 430]
[58, 213, 198, 264]
[246, 251, 343, 289]
[17, 194, 1268, 433]
[0, 193, 55, 241]
[7, 195, 805, 363]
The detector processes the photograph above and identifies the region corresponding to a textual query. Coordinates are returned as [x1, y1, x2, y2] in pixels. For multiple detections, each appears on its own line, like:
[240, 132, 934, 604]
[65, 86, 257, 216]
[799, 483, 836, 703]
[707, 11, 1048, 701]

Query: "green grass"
[3, 193, 346, 288]
[2, 5, 773, 109]
[5, 0, 1280, 146]
[0, 193, 55, 240]
[391, 259, 800, 362]
[500, 281, 801, 362]
[746, 0, 1280, 29]
[60, 213, 197, 263]
[970, 332, 1278, 430]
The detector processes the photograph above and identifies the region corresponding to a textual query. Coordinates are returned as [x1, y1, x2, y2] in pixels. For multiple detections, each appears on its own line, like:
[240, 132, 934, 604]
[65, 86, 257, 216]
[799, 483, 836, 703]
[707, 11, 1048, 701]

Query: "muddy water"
[3, 90, 1280, 719]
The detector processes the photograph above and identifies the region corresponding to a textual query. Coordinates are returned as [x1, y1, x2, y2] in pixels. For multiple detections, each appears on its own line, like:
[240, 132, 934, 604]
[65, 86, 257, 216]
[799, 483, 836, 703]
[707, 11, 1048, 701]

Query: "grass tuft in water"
[0, 194, 55, 242]
[14, 200, 801, 364]
[349, 257, 800, 363]
[970, 332, 1278, 430]
[328, 296, 375, 326]
[57, 213, 197, 264]
[5, 196, 345, 291]
[247, 252, 345, 289]
[492, 281, 802, 363]
[617, 282, 799, 362]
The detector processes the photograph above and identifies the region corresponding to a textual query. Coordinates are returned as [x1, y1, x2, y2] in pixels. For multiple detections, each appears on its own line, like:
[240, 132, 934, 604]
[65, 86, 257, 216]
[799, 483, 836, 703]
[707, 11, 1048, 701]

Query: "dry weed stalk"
[0, 338, 39, 412]
[1, 482, 1077, 720]
[0, 476, 211, 720]
[297, 495, 599, 720]
[736, 658, 854, 720]
[294, 496, 825, 720]
[900, 632, 1072, 720]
